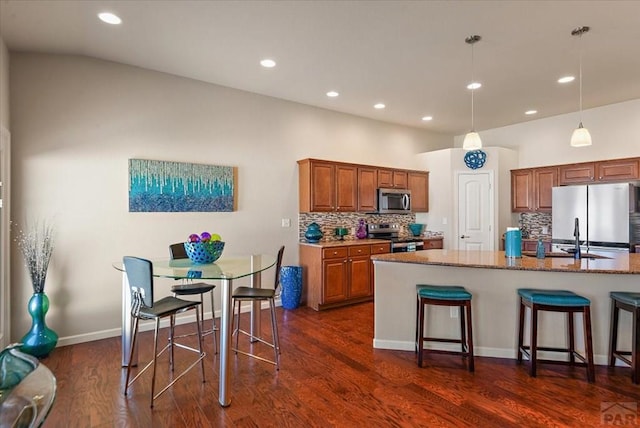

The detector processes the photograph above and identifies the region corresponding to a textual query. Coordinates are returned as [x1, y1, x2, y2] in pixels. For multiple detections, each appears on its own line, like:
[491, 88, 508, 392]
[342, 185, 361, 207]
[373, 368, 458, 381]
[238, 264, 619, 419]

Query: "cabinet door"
[377, 169, 394, 188]
[596, 158, 639, 182]
[310, 161, 336, 211]
[348, 256, 371, 298]
[533, 167, 558, 212]
[322, 258, 348, 303]
[511, 169, 533, 212]
[393, 171, 408, 189]
[558, 163, 595, 185]
[357, 167, 377, 212]
[335, 164, 357, 212]
[423, 239, 443, 249]
[408, 172, 429, 212]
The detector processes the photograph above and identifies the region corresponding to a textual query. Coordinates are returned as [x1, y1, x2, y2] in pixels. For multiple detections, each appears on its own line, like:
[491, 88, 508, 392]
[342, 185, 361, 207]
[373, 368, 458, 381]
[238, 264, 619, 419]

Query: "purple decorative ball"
[188, 234, 200, 243]
[200, 232, 212, 242]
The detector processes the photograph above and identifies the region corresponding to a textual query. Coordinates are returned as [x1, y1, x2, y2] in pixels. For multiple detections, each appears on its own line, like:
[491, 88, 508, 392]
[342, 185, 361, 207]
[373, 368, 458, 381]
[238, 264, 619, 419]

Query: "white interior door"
[0, 126, 10, 349]
[456, 171, 493, 251]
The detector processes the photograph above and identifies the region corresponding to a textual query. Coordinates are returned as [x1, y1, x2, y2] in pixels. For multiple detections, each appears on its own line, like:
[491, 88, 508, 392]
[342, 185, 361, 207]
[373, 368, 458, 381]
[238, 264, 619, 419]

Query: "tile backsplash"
[299, 212, 440, 242]
[519, 212, 552, 239]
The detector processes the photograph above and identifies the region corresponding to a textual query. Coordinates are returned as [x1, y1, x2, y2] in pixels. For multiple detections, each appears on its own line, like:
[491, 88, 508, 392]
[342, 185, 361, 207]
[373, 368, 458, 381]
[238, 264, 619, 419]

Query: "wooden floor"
[41, 302, 640, 427]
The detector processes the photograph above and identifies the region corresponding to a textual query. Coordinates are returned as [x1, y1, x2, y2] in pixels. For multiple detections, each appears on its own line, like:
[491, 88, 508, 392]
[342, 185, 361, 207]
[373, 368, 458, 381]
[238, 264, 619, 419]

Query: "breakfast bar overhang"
[371, 250, 640, 364]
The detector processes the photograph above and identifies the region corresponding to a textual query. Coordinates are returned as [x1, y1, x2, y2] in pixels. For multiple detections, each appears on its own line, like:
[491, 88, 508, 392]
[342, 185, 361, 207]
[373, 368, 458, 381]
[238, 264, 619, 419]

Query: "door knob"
[460, 235, 469, 239]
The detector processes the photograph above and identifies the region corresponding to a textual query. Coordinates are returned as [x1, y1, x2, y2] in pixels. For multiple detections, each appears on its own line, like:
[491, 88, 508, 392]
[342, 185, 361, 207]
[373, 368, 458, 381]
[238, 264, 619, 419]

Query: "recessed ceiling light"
[260, 59, 276, 68]
[98, 12, 122, 25]
[326, 91, 339, 97]
[467, 82, 482, 90]
[558, 76, 575, 83]
[525, 110, 538, 115]
[374, 103, 385, 109]
[421, 116, 433, 121]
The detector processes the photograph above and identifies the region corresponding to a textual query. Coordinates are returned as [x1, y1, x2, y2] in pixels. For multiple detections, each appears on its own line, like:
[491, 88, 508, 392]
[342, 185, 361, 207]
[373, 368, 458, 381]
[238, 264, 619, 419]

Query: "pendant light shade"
[463, 35, 482, 151]
[570, 26, 592, 147]
[463, 132, 482, 150]
[570, 123, 592, 147]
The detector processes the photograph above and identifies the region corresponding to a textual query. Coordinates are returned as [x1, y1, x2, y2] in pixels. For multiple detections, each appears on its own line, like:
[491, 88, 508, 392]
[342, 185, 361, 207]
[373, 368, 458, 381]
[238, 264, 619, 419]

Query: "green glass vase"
[20, 293, 58, 358]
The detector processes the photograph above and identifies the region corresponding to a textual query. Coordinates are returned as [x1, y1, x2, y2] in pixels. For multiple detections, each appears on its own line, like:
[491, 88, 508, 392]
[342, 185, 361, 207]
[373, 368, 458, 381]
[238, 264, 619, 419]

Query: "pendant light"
[463, 35, 482, 151]
[570, 26, 592, 147]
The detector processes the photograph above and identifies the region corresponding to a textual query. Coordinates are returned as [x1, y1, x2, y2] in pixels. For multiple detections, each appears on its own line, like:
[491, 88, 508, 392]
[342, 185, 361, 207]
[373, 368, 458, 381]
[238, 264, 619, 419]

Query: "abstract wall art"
[128, 159, 235, 212]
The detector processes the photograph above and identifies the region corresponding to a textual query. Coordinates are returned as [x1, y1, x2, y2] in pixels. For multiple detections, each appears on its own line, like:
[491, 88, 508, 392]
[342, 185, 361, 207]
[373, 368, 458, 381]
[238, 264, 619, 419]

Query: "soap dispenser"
[536, 238, 545, 259]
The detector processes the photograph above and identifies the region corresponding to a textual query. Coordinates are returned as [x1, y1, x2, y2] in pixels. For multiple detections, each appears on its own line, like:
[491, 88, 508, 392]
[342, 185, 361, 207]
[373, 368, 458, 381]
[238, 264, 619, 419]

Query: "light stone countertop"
[371, 249, 640, 275]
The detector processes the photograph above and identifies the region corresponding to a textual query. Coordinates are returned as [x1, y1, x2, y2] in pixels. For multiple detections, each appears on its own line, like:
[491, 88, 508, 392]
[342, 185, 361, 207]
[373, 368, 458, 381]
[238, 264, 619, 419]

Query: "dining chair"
[169, 243, 218, 354]
[231, 245, 285, 369]
[122, 256, 206, 407]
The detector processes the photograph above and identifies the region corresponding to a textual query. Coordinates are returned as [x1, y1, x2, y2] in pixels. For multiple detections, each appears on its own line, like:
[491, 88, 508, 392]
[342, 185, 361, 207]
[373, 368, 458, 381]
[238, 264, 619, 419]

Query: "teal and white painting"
[128, 159, 235, 212]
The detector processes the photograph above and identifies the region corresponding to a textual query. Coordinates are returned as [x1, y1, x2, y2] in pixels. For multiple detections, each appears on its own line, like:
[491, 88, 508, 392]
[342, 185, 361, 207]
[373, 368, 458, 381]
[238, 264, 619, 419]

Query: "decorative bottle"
[356, 219, 368, 239]
[304, 222, 323, 243]
[536, 238, 545, 259]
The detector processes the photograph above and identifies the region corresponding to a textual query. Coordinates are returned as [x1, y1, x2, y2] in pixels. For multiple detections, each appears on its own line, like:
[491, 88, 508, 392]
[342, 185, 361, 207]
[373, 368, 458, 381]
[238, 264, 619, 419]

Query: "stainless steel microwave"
[377, 188, 411, 214]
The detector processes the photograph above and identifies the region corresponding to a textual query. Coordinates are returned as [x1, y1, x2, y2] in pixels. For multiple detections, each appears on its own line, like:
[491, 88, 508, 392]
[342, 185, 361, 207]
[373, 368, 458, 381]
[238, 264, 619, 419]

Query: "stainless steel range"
[367, 223, 424, 252]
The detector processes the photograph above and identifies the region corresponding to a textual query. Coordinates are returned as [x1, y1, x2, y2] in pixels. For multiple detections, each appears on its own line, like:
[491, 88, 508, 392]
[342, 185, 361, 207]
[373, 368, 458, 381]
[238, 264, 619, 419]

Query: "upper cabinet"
[558, 157, 639, 185]
[298, 159, 356, 212]
[298, 159, 429, 213]
[408, 171, 429, 212]
[512, 157, 638, 213]
[378, 169, 408, 189]
[511, 167, 557, 213]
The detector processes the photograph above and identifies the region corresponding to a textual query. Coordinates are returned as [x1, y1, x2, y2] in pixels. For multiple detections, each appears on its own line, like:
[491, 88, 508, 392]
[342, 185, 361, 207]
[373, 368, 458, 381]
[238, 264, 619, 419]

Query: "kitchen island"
[371, 249, 640, 364]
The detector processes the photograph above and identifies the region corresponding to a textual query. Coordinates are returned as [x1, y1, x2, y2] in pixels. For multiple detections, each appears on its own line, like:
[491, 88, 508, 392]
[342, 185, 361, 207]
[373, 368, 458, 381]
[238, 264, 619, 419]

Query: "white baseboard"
[57, 299, 280, 347]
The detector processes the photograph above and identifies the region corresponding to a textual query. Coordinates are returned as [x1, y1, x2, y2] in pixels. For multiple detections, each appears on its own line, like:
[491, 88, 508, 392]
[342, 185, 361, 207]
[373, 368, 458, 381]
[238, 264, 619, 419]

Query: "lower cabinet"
[423, 238, 443, 249]
[300, 242, 390, 311]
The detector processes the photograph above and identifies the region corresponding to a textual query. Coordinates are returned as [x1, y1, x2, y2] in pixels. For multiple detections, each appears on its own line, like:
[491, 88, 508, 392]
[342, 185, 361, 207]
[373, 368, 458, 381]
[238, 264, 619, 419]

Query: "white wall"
[416, 147, 518, 249]
[453, 99, 640, 166]
[8, 53, 452, 345]
[0, 36, 8, 128]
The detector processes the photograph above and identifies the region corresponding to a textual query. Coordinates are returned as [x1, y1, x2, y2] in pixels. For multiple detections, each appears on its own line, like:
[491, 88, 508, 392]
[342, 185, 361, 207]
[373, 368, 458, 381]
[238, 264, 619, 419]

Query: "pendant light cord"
[578, 32, 583, 124]
[471, 41, 475, 131]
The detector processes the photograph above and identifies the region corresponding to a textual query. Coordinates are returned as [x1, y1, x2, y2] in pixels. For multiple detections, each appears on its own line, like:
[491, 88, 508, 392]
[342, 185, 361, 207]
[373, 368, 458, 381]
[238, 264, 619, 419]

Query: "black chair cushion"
[232, 286, 275, 300]
[171, 282, 215, 295]
[138, 296, 200, 318]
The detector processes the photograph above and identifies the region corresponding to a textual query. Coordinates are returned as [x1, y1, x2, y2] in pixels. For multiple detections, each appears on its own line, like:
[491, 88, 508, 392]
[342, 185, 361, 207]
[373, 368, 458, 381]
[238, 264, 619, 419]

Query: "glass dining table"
[113, 253, 277, 407]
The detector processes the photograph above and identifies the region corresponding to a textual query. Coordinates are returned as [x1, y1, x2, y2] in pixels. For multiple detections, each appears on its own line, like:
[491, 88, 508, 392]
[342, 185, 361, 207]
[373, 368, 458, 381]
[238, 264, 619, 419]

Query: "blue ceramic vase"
[304, 223, 323, 243]
[280, 266, 303, 310]
[20, 293, 58, 358]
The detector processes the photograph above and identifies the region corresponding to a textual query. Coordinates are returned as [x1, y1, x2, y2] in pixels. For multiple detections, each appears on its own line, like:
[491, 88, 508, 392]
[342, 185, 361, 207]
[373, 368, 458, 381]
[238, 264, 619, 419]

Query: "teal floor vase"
[20, 292, 58, 358]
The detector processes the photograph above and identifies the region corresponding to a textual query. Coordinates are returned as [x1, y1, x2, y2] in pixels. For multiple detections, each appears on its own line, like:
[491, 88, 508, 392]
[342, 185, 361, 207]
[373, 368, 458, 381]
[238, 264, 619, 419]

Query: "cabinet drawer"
[348, 245, 371, 257]
[370, 243, 391, 254]
[424, 239, 443, 249]
[322, 247, 348, 259]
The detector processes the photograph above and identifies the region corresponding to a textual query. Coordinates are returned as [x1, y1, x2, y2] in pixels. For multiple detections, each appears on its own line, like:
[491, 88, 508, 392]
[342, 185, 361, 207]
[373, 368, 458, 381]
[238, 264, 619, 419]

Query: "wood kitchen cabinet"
[423, 238, 443, 249]
[408, 171, 429, 212]
[299, 158, 430, 213]
[298, 159, 357, 212]
[300, 242, 390, 311]
[357, 167, 377, 212]
[378, 169, 408, 189]
[511, 167, 557, 213]
[558, 157, 639, 185]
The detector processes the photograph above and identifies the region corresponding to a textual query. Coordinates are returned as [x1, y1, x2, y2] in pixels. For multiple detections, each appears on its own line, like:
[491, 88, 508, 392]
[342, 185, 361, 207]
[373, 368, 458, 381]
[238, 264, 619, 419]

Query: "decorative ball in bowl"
[408, 223, 424, 237]
[184, 241, 225, 264]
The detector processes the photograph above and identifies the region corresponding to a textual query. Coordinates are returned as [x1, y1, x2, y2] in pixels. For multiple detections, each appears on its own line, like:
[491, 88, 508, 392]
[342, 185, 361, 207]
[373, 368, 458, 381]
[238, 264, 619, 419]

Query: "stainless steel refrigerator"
[551, 183, 640, 252]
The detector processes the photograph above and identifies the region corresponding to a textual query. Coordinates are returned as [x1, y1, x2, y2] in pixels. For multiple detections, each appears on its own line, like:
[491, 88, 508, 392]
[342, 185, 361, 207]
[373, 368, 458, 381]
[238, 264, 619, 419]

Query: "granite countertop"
[299, 239, 390, 248]
[299, 236, 443, 248]
[371, 249, 640, 275]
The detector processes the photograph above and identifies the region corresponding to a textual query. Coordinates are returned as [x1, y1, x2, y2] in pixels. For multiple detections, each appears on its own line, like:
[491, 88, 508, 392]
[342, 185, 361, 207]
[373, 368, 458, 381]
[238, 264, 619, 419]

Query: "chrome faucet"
[573, 217, 581, 259]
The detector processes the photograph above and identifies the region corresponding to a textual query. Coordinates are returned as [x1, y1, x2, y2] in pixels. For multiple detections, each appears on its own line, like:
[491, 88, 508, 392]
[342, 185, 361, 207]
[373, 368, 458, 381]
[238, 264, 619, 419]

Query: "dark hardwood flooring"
[40, 302, 640, 427]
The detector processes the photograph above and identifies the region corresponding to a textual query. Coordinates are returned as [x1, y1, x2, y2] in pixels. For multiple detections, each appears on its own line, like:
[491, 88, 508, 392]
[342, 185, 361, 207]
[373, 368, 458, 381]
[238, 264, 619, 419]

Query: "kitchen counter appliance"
[552, 183, 640, 253]
[367, 223, 424, 252]
[377, 188, 411, 214]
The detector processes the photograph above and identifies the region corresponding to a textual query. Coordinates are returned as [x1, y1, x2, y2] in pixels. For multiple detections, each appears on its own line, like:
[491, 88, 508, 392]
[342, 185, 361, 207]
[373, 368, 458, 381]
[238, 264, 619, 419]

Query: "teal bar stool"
[416, 284, 474, 372]
[609, 292, 640, 384]
[517, 288, 595, 383]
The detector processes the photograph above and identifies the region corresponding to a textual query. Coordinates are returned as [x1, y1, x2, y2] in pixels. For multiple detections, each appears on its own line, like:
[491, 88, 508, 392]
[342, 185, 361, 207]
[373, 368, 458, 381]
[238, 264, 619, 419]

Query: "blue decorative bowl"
[184, 241, 225, 264]
[408, 223, 424, 237]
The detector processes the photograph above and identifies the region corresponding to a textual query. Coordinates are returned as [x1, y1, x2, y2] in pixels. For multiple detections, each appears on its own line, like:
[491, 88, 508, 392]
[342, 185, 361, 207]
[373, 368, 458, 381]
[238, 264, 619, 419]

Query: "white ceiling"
[1, 0, 639, 135]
